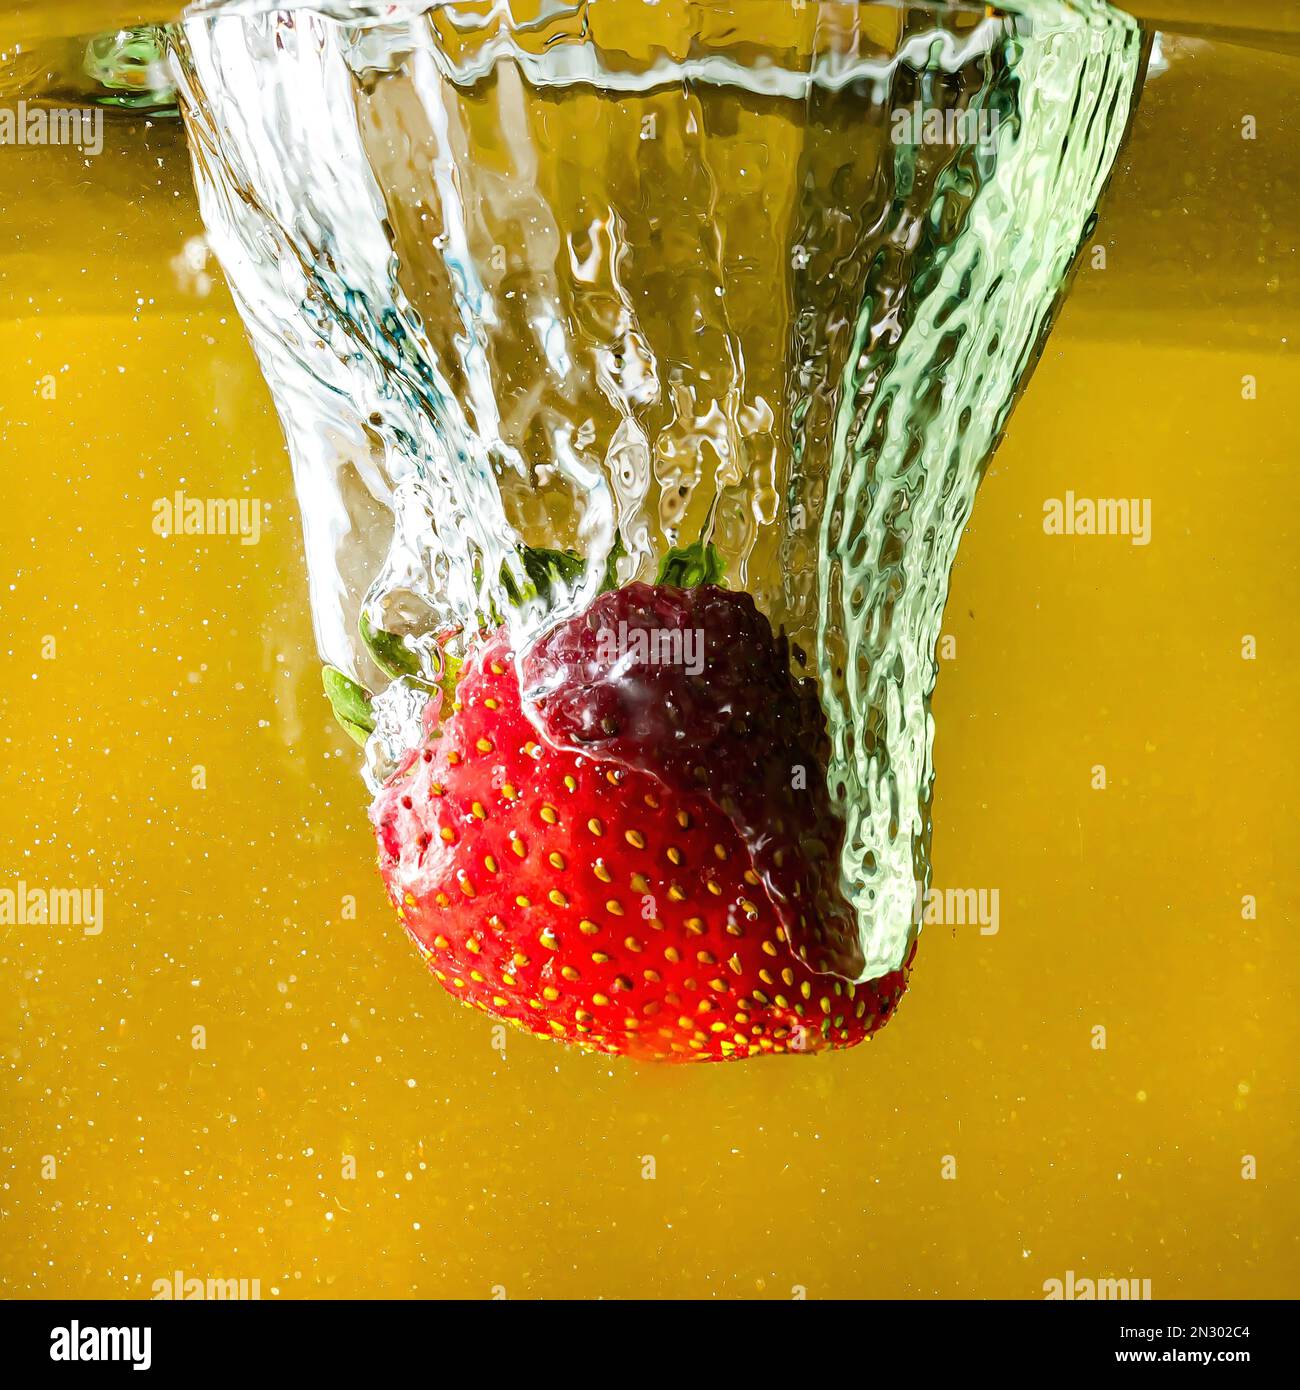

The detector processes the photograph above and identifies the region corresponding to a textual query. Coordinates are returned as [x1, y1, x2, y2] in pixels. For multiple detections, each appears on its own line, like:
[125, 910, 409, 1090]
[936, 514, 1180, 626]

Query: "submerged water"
[171, 0, 1144, 981]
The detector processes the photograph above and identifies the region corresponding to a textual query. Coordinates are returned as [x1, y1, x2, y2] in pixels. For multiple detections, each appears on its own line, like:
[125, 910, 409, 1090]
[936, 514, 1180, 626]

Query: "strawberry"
[369, 581, 911, 1061]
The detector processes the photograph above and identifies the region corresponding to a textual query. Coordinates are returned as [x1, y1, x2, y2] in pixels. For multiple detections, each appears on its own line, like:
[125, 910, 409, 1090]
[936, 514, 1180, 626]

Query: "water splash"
[172, 0, 1143, 981]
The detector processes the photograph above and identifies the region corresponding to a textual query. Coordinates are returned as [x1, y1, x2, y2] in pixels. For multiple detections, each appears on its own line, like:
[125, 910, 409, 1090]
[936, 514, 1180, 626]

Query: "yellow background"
[0, 15, 1296, 1297]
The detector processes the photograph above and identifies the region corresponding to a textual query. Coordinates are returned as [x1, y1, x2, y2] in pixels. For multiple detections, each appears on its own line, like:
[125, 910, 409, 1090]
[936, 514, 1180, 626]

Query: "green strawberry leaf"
[520, 545, 586, 600]
[427, 655, 463, 712]
[656, 538, 727, 588]
[498, 539, 630, 611]
[359, 611, 423, 681]
[599, 533, 626, 593]
[501, 545, 585, 609]
[359, 612, 451, 707]
[335, 715, 374, 747]
[322, 666, 375, 745]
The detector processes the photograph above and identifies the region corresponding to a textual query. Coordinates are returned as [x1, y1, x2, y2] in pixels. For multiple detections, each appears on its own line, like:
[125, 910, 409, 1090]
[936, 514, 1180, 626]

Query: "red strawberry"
[371, 583, 910, 1061]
